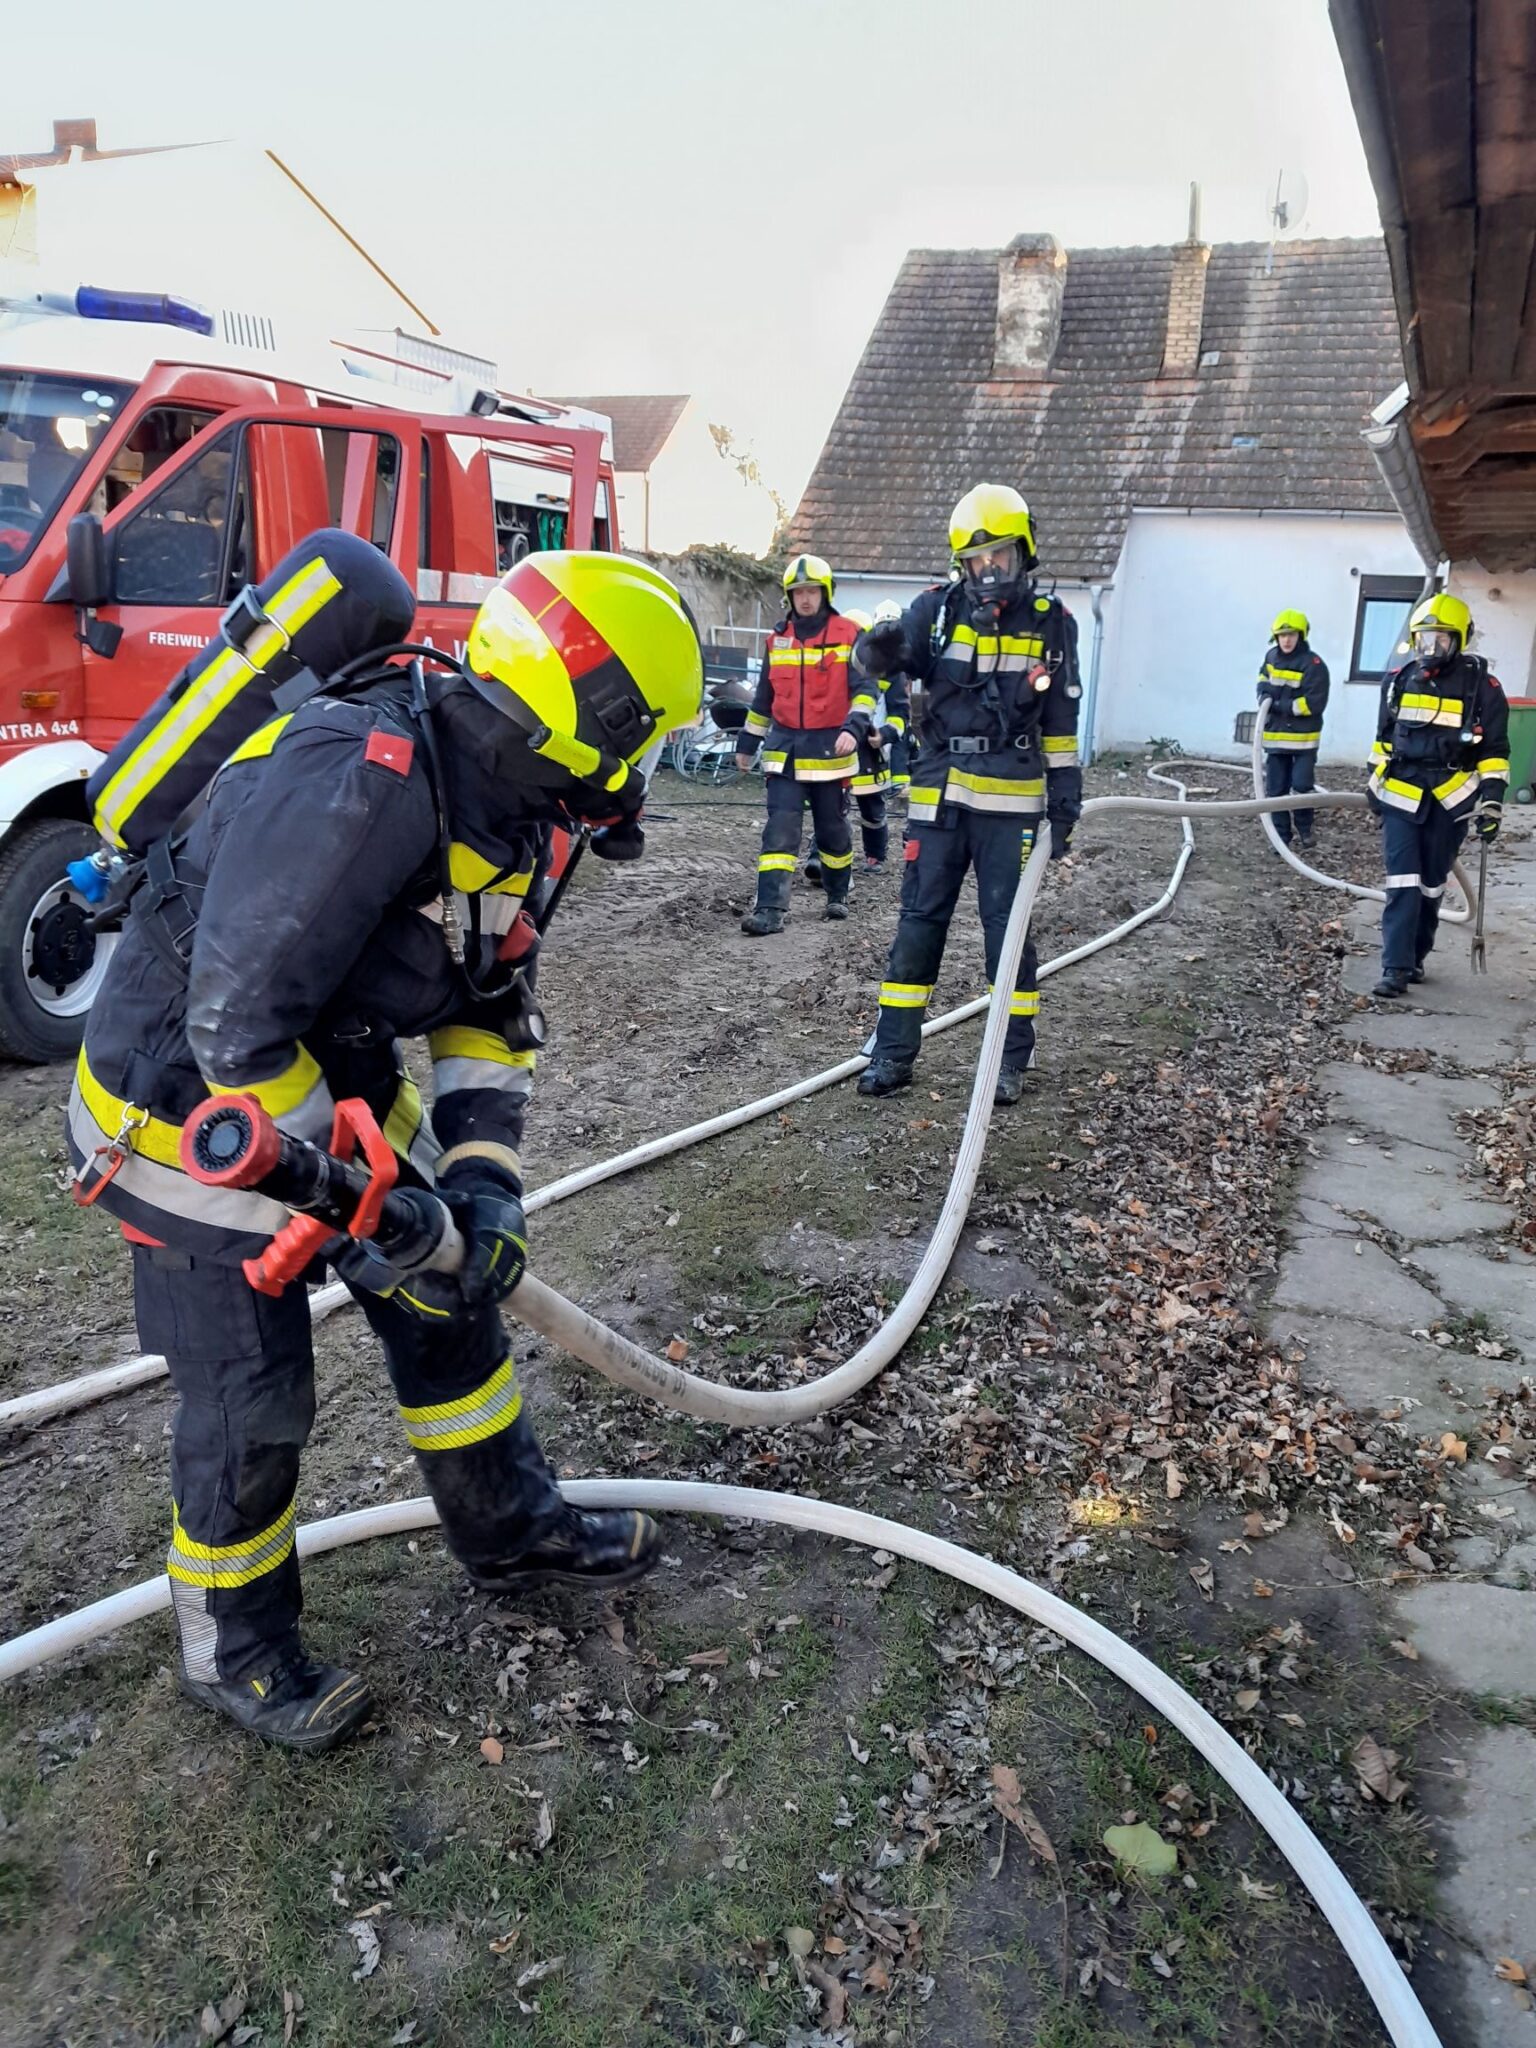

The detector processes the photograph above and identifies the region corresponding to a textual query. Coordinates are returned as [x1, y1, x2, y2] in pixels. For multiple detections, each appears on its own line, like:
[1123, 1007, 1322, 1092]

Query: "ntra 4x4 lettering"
[0, 720, 81, 742]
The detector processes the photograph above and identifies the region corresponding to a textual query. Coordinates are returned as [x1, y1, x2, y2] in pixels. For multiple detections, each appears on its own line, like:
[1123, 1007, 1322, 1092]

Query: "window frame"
[110, 419, 248, 610]
[1349, 574, 1424, 684]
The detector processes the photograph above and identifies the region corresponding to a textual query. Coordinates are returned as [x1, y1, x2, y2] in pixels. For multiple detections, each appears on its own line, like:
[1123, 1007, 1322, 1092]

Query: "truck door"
[82, 409, 412, 749]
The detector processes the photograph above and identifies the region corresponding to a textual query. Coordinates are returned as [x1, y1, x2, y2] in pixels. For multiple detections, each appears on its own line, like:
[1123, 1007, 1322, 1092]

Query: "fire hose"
[0, 781, 1445, 2046]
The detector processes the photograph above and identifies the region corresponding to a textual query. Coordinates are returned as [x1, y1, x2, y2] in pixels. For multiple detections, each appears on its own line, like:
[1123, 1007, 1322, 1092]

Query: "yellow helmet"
[948, 484, 1037, 566]
[1271, 609, 1309, 638]
[783, 553, 834, 603]
[842, 606, 872, 631]
[1409, 591, 1472, 652]
[465, 552, 702, 786]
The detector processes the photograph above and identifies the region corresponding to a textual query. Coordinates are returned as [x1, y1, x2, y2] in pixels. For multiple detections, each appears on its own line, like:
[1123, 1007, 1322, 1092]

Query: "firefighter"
[735, 555, 862, 932]
[1368, 591, 1507, 998]
[1258, 608, 1329, 849]
[872, 598, 914, 794]
[853, 484, 1081, 1106]
[66, 549, 703, 1752]
[804, 607, 911, 881]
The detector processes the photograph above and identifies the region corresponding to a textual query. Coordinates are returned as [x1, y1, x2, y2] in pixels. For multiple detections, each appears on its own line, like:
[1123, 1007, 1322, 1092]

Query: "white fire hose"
[0, 779, 1443, 2047]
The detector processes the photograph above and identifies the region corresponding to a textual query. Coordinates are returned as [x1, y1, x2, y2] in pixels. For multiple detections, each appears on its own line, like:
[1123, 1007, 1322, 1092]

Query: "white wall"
[1447, 566, 1536, 701]
[1095, 510, 1422, 762]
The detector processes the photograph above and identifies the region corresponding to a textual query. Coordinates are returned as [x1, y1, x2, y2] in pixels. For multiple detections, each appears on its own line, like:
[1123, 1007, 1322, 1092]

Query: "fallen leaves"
[345, 1918, 382, 1982]
[1352, 1734, 1409, 1806]
[1495, 1957, 1528, 1984]
[479, 1735, 504, 1766]
[1102, 1821, 1178, 1877]
[989, 1763, 1057, 1865]
[1188, 1558, 1215, 1602]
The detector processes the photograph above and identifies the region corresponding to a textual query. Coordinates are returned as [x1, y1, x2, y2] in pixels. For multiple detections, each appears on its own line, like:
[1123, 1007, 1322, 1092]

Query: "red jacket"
[750, 612, 862, 732]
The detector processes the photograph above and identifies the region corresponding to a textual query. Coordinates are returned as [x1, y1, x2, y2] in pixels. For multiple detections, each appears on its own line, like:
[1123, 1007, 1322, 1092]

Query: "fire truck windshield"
[0, 373, 131, 571]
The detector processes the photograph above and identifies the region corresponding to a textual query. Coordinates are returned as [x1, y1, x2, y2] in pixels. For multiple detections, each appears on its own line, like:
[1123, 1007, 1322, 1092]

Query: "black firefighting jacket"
[1256, 639, 1329, 750]
[1368, 652, 1510, 819]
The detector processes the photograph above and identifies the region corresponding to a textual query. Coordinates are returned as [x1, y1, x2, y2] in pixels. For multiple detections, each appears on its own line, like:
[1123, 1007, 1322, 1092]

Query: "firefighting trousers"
[754, 772, 852, 910]
[871, 809, 1040, 1070]
[134, 1244, 565, 1684]
[1379, 801, 1468, 976]
[1262, 748, 1316, 844]
[810, 791, 888, 872]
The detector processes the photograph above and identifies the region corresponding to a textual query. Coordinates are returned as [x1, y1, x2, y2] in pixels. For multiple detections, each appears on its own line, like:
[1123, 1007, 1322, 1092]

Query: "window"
[94, 405, 218, 518]
[114, 428, 249, 607]
[317, 426, 399, 549]
[1350, 575, 1423, 682]
[0, 372, 130, 570]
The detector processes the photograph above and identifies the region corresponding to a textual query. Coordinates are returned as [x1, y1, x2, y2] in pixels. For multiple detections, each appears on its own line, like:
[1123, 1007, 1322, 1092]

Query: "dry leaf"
[1103, 1821, 1178, 1877]
[282, 1990, 302, 2047]
[1352, 1735, 1408, 1805]
[1495, 1958, 1528, 1985]
[488, 1929, 521, 1957]
[1155, 1295, 1198, 1333]
[1234, 1688, 1261, 1712]
[1440, 1433, 1469, 1463]
[1239, 1871, 1280, 1901]
[515, 1956, 565, 1991]
[1165, 1462, 1186, 1500]
[710, 1766, 734, 1802]
[665, 1337, 690, 1362]
[1390, 1638, 1421, 1663]
[989, 1762, 1057, 1865]
[807, 1961, 847, 2028]
[685, 1647, 729, 1668]
[532, 1797, 554, 1852]
[479, 1735, 504, 1766]
[784, 1926, 815, 1959]
[346, 1920, 382, 1982]
[864, 1957, 892, 1992]
[1188, 1559, 1215, 1602]
[1252, 1578, 1274, 1598]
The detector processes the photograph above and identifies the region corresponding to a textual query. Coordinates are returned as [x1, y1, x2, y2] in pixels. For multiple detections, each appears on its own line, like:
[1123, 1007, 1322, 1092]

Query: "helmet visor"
[1414, 627, 1457, 661]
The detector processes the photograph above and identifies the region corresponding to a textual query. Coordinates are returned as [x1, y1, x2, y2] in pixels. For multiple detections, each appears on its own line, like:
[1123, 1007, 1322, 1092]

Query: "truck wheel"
[0, 818, 114, 1065]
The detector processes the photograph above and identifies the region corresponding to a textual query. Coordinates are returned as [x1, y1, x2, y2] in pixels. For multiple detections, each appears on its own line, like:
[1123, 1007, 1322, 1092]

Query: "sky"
[1, 0, 1383, 514]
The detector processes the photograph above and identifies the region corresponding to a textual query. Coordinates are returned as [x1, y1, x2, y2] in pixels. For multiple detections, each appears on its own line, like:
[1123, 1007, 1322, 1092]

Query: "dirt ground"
[0, 759, 1463, 2047]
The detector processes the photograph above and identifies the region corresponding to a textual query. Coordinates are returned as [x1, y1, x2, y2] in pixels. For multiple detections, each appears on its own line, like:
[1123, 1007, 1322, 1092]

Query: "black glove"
[1047, 813, 1077, 861]
[879, 724, 902, 750]
[395, 1176, 527, 1320]
[859, 619, 906, 679]
[1476, 801, 1502, 844]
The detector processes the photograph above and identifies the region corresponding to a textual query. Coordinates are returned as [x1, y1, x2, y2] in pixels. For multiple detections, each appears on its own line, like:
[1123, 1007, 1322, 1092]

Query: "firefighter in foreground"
[1368, 591, 1507, 998]
[735, 555, 863, 932]
[66, 536, 702, 1751]
[1257, 608, 1329, 850]
[853, 485, 1081, 1104]
[804, 605, 911, 882]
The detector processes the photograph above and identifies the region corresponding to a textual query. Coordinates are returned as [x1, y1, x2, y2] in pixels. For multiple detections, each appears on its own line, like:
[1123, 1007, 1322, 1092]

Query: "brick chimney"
[993, 234, 1067, 379]
[52, 118, 98, 156]
[1161, 238, 1210, 377]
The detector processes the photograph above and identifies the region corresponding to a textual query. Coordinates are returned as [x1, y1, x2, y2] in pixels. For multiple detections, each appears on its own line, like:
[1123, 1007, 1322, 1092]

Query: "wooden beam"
[1471, 197, 1536, 385]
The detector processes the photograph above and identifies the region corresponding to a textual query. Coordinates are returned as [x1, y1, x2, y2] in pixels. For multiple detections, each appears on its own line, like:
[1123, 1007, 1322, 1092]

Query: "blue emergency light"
[74, 287, 215, 336]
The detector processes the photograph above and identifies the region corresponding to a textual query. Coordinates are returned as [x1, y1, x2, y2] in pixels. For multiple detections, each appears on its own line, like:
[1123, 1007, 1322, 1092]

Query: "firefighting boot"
[857, 1058, 914, 1098]
[1408, 965, 1426, 984]
[993, 1065, 1038, 1107]
[822, 899, 849, 922]
[741, 906, 786, 936]
[466, 1508, 662, 1595]
[1373, 970, 1410, 999]
[180, 1651, 373, 1755]
[804, 853, 824, 889]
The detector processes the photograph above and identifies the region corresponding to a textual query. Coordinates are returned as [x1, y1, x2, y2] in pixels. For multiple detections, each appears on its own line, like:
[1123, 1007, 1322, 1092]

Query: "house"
[1333, 0, 1536, 702]
[1, 117, 436, 341]
[789, 231, 1421, 761]
[545, 393, 778, 555]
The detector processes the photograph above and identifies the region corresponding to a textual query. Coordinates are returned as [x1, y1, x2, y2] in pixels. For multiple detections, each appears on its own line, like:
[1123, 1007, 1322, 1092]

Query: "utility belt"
[942, 731, 1042, 758]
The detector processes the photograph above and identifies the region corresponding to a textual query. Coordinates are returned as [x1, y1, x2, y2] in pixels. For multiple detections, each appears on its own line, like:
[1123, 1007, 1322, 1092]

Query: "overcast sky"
[2, 0, 1382, 510]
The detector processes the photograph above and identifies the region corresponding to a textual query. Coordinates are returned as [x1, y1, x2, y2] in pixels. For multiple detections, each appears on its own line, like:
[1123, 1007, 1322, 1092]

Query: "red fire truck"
[0, 283, 618, 1061]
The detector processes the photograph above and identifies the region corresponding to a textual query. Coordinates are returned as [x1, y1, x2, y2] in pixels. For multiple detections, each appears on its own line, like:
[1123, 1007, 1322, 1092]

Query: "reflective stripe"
[432, 1027, 536, 1104]
[383, 1076, 443, 1183]
[435, 1140, 521, 1181]
[1383, 872, 1422, 890]
[745, 710, 770, 734]
[1371, 772, 1424, 813]
[1433, 768, 1478, 810]
[167, 1498, 296, 1590]
[1420, 881, 1446, 900]
[758, 853, 797, 872]
[1293, 696, 1311, 716]
[399, 1354, 524, 1452]
[448, 843, 536, 894]
[1042, 735, 1079, 759]
[949, 626, 1044, 658]
[851, 771, 891, 794]
[761, 750, 788, 772]
[944, 767, 1046, 815]
[884, 716, 907, 737]
[880, 981, 932, 1008]
[769, 645, 851, 665]
[1264, 732, 1320, 751]
[849, 692, 877, 712]
[1479, 757, 1510, 775]
[68, 1065, 291, 1237]
[1264, 666, 1305, 683]
[210, 1045, 331, 1141]
[818, 847, 855, 869]
[430, 1026, 524, 1066]
[785, 755, 855, 781]
[96, 555, 342, 845]
[226, 713, 294, 765]
[988, 983, 1040, 1017]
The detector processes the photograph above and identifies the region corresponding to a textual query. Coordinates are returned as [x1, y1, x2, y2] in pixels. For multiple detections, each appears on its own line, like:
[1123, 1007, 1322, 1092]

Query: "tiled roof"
[790, 238, 1405, 582]
[545, 394, 690, 474]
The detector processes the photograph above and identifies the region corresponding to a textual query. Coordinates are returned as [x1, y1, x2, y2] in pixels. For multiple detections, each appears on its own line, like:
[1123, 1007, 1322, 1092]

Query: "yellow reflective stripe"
[1383, 776, 1422, 800]
[167, 1499, 295, 1588]
[383, 1076, 426, 1156]
[225, 713, 294, 765]
[745, 710, 770, 734]
[884, 716, 906, 737]
[819, 848, 855, 869]
[880, 981, 932, 1008]
[768, 645, 851, 664]
[1293, 696, 1310, 716]
[74, 1050, 184, 1168]
[1479, 757, 1509, 774]
[850, 693, 877, 711]
[399, 1355, 524, 1452]
[209, 1045, 323, 1120]
[907, 786, 942, 806]
[96, 556, 342, 844]
[948, 768, 1046, 796]
[758, 853, 797, 871]
[950, 626, 1044, 656]
[602, 761, 629, 792]
[1042, 735, 1078, 754]
[761, 750, 788, 769]
[989, 983, 1041, 1017]
[428, 1026, 528, 1067]
[1433, 768, 1475, 800]
[1264, 666, 1305, 683]
[447, 843, 534, 895]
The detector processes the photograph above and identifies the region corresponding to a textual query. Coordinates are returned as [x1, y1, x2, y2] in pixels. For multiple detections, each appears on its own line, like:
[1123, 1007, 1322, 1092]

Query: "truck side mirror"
[64, 514, 122, 658]
[66, 513, 111, 609]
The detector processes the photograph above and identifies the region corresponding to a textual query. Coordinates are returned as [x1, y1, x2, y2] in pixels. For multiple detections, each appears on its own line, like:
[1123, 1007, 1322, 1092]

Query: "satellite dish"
[1267, 168, 1311, 239]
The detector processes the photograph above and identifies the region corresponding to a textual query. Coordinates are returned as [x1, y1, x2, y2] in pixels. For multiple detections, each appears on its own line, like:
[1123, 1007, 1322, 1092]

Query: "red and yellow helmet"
[465, 553, 702, 782]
